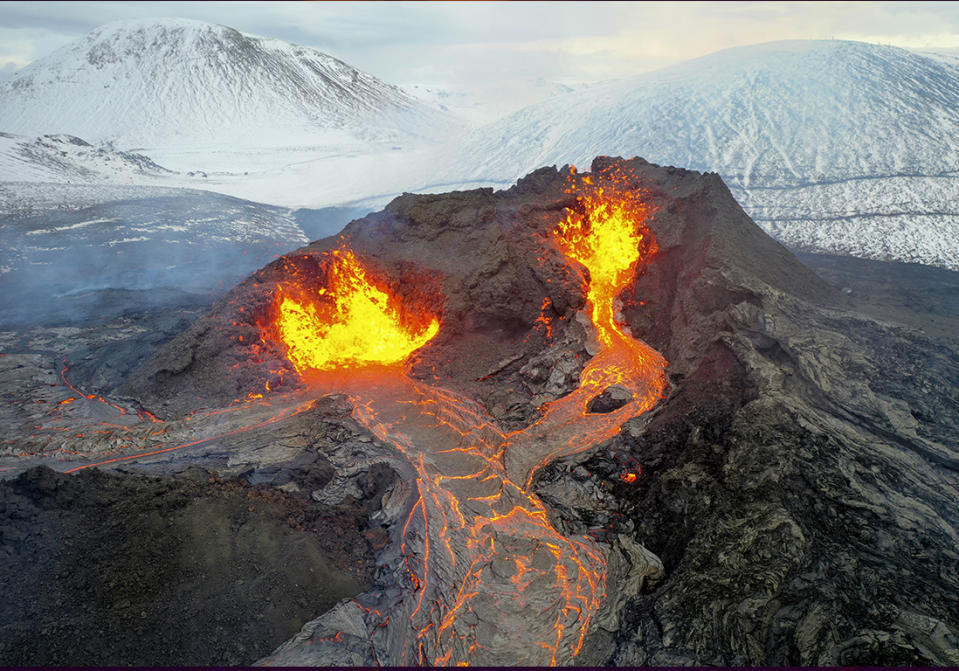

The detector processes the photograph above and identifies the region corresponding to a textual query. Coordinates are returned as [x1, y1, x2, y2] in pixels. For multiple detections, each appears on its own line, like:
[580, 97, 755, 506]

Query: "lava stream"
[8, 362, 316, 473]
[263, 177, 667, 666]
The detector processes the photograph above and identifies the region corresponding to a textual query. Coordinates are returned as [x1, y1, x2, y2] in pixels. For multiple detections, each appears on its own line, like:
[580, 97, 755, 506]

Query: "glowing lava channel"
[263, 179, 668, 666]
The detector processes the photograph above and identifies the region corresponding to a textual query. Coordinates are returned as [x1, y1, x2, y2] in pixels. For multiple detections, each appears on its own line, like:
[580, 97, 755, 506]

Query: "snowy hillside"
[438, 40, 959, 269]
[0, 128, 436, 210]
[0, 18, 466, 209]
[0, 132, 178, 185]
[4, 29, 959, 269]
[0, 18, 458, 149]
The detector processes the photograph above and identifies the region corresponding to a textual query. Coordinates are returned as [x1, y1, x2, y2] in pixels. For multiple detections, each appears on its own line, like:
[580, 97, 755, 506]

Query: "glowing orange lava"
[1, 163, 674, 668]
[11, 171, 667, 666]
[255, 172, 668, 666]
[6, 173, 669, 667]
[556, 179, 656, 348]
[271, 249, 439, 373]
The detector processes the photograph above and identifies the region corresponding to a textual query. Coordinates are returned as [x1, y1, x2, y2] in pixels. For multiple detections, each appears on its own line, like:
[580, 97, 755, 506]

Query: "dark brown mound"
[0, 465, 381, 666]
[121, 156, 831, 423]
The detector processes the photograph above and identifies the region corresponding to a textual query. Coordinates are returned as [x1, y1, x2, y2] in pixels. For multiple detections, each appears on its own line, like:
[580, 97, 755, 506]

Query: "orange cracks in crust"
[255, 172, 667, 666]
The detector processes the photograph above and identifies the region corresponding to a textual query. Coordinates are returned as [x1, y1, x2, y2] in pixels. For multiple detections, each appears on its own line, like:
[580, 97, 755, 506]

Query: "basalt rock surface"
[87, 157, 959, 664]
[0, 464, 381, 666]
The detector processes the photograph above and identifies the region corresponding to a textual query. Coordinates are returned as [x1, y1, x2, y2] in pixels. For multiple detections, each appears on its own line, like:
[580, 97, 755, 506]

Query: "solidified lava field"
[0, 465, 383, 666]
[1, 157, 958, 666]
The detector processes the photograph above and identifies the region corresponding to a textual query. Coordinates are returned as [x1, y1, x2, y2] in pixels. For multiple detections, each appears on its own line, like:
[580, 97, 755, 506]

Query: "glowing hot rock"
[272, 249, 439, 372]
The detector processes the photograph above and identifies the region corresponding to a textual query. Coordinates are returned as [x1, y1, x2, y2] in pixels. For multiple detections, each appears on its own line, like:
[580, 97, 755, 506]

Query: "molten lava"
[272, 249, 439, 372]
[556, 181, 656, 348]
[29, 170, 668, 666]
[254, 173, 668, 665]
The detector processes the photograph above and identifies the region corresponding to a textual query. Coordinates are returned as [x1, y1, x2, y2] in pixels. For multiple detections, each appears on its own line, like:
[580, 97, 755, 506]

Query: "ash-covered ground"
[1, 157, 958, 665]
[0, 465, 382, 666]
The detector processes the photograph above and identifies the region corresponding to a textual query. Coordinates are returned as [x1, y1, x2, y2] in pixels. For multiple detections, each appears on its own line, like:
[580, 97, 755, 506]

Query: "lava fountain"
[271, 248, 440, 373]
[556, 171, 657, 350]
[261, 173, 667, 666]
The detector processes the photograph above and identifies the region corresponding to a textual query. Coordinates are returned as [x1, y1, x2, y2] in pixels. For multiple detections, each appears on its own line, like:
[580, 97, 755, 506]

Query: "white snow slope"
[0, 18, 466, 210]
[0, 132, 180, 185]
[0, 18, 458, 149]
[439, 40, 959, 270]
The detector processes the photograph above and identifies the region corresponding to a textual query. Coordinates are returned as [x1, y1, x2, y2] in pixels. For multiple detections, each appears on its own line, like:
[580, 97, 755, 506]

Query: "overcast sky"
[2, 1, 959, 112]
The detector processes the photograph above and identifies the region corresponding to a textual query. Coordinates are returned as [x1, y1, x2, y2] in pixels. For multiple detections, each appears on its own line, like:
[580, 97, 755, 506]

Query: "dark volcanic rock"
[0, 464, 382, 666]
[587, 385, 633, 413]
[121, 157, 830, 424]
[120, 156, 959, 666]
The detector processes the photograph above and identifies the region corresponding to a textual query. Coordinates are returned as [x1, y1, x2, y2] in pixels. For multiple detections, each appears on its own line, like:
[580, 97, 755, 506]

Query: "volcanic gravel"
[0, 465, 381, 666]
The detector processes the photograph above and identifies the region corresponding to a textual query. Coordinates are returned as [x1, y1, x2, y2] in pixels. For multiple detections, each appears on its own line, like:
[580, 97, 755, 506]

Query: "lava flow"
[261, 174, 668, 666]
[270, 248, 439, 373]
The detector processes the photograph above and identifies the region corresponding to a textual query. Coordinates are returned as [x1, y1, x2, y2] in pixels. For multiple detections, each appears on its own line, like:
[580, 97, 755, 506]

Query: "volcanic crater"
[1, 157, 957, 666]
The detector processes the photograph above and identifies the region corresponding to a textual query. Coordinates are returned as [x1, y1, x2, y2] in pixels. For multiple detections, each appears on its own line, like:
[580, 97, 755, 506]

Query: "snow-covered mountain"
[0, 18, 467, 209]
[5, 28, 959, 270]
[438, 40, 959, 269]
[0, 18, 457, 149]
